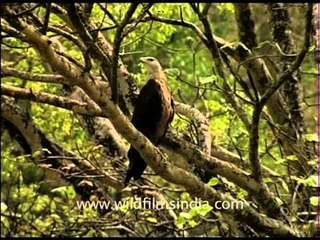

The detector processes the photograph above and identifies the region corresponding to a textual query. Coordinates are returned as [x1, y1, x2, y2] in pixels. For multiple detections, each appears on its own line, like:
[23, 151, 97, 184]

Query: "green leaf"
[310, 196, 318, 206]
[264, 177, 273, 183]
[85, 229, 96, 237]
[304, 133, 318, 142]
[275, 157, 286, 164]
[237, 189, 248, 198]
[275, 197, 284, 206]
[199, 75, 216, 85]
[308, 44, 317, 52]
[1, 202, 8, 212]
[189, 208, 198, 218]
[306, 175, 318, 187]
[180, 212, 192, 220]
[308, 159, 317, 167]
[279, 179, 289, 193]
[146, 217, 158, 223]
[31, 150, 42, 159]
[175, 215, 186, 229]
[197, 204, 213, 217]
[207, 177, 220, 187]
[51, 186, 76, 199]
[50, 214, 61, 221]
[51, 186, 68, 196]
[164, 68, 181, 77]
[286, 155, 298, 161]
[66, 185, 76, 199]
[189, 219, 198, 227]
[99, 230, 109, 237]
[217, 3, 235, 13]
[292, 175, 318, 187]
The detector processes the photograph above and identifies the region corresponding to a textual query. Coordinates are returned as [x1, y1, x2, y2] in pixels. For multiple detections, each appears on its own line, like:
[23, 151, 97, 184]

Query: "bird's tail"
[124, 147, 147, 186]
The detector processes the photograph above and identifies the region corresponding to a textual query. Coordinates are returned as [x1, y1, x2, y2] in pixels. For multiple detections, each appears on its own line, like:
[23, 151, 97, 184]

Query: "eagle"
[124, 57, 174, 185]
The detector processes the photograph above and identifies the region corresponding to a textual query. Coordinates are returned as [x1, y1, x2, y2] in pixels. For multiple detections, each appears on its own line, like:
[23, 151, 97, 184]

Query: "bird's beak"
[139, 57, 147, 63]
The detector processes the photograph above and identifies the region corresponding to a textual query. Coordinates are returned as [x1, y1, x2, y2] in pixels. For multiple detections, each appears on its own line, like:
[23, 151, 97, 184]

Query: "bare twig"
[190, 3, 252, 131]
[144, 12, 208, 45]
[98, 3, 120, 26]
[40, 3, 52, 35]
[111, 3, 139, 103]
[14, 3, 42, 17]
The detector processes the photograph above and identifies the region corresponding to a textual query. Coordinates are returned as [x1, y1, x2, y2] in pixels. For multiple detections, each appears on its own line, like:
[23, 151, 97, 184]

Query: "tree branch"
[190, 3, 252, 131]
[261, 3, 312, 105]
[1, 84, 105, 117]
[1, 65, 66, 84]
[40, 3, 51, 35]
[267, 3, 305, 139]
[2, 5, 306, 235]
[111, 3, 139, 103]
[66, 4, 134, 115]
[247, 2, 313, 220]
[234, 3, 257, 49]
[1, 96, 123, 197]
[1, 82, 280, 205]
[175, 102, 211, 156]
[98, 3, 119, 26]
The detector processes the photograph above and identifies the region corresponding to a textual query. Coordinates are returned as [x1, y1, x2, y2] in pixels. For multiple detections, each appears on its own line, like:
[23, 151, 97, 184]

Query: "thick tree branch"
[76, 75, 302, 236]
[1, 84, 104, 117]
[1, 96, 43, 153]
[267, 3, 305, 140]
[234, 3, 257, 49]
[175, 102, 211, 156]
[261, 3, 312, 106]
[1, 65, 66, 84]
[68, 87, 128, 158]
[1, 20, 25, 39]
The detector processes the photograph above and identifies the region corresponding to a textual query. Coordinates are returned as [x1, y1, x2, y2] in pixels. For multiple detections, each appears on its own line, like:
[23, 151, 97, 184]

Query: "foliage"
[1, 3, 317, 238]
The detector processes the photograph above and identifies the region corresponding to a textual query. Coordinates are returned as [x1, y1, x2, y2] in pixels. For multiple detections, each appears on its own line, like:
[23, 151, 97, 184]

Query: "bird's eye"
[148, 58, 154, 62]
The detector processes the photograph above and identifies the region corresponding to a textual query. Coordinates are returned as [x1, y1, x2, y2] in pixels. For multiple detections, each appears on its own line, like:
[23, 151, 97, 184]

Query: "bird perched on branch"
[124, 57, 174, 186]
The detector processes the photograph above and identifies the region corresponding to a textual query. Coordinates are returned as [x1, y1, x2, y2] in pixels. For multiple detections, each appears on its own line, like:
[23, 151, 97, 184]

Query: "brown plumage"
[124, 57, 174, 185]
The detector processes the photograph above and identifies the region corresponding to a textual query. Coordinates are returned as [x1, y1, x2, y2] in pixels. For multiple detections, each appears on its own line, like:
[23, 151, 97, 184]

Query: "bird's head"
[139, 57, 162, 74]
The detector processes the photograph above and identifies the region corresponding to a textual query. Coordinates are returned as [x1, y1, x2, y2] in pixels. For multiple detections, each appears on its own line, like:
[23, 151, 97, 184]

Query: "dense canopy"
[0, 3, 318, 237]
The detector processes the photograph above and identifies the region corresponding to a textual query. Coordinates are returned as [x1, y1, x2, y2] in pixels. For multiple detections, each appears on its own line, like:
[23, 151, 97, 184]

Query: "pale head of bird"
[139, 57, 162, 74]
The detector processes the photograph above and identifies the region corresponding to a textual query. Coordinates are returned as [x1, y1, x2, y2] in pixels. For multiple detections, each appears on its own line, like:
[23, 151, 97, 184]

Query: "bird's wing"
[159, 95, 174, 141]
[131, 79, 163, 142]
[168, 95, 175, 125]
